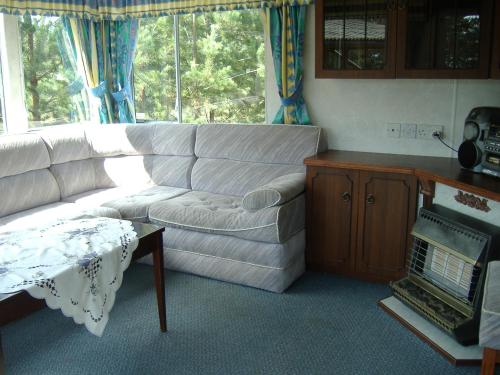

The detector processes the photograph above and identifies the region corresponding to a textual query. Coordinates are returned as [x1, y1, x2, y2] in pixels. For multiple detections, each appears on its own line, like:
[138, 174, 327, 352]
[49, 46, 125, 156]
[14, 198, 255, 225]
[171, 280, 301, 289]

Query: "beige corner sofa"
[0, 123, 325, 292]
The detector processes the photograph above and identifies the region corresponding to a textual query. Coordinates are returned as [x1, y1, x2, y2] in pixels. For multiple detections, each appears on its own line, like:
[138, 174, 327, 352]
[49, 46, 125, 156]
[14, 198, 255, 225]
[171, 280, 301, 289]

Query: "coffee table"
[0, 220, 167, 332]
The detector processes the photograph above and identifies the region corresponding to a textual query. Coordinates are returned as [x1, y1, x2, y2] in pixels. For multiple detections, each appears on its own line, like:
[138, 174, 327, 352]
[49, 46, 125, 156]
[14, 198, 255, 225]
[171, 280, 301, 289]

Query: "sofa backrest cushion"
[50, 159, 96, 198]
[150, 123, 197, 189]
[153, 123, 197, 156]
[39, 126, 91, 164]
[93, 156, 154, 189]
[191, 159, 304, 197]
[0, 169, 60, 217]
[191, 124, 324, 196]
[194, 124, 324, 165]
[151, 156, 194, 189]
[92, 155, 194, 191]
[0, 134, 50, 179]
[86, 124, 155, 157]
[39, 123, 198, 197]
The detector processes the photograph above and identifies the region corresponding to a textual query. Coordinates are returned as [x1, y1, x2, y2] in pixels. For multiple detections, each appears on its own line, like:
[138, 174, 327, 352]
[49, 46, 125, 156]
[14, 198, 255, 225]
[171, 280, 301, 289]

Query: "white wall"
[265, 5, 500, 157]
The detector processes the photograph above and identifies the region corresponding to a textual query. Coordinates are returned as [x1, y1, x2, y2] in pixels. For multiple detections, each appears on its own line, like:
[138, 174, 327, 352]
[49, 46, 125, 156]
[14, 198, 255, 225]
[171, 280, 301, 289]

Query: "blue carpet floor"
[2, 264, 493, 375]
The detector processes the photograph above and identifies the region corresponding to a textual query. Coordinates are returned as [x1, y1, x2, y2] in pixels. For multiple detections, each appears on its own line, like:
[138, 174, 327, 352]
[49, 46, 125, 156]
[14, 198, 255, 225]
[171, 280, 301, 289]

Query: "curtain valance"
[0, 0, 313, 20]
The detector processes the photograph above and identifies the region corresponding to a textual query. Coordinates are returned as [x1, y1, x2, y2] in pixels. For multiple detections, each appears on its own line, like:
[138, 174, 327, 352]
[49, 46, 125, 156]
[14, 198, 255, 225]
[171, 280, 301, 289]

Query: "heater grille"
[429, 247, 473, 291]
[391, 205, 499, 345]
[408, 237, 481, 308]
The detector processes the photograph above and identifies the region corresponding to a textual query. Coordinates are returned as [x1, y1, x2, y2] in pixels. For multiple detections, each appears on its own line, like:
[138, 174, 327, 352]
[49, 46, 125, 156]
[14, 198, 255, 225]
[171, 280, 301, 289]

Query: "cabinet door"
[491, 0, 500, 78]
[315, 0, 398, 78]
[396, 0, 493, 78]
[356, 171, 417, 281]
[306, 167, 358, 273]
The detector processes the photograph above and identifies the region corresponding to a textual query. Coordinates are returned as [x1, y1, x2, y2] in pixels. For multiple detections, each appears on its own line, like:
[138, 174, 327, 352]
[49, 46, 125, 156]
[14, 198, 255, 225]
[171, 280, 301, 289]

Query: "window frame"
[0, 14, 29, 133]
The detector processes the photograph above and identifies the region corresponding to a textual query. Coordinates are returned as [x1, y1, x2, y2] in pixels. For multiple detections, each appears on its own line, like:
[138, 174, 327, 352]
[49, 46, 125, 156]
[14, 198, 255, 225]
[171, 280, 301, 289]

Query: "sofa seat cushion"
[148, 190, 305, 243]
[64, 186, 189, 221]
[0, 202, 120, 233]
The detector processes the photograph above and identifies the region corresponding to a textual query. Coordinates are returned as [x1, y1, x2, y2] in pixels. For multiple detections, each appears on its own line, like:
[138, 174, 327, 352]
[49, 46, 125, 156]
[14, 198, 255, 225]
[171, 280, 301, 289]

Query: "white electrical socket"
[386, 123, 401, 138]
[417, 124, 444, 140]
[401, 123, 417, 139]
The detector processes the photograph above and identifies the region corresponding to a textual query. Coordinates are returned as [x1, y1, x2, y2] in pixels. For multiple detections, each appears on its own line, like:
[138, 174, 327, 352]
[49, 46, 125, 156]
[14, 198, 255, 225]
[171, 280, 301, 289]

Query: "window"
[135, 10, 265, 124]
[18, 15, 90, 128]
[0, 54, 4, 135]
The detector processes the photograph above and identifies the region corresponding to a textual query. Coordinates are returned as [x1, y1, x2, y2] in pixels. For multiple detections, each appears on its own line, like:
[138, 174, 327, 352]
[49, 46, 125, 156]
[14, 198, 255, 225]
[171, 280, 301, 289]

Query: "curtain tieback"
[90, 81, 107, 98]
[280, 81, 303, 106]
[111, 86, 130, 103]
[67, 78, 84, 96]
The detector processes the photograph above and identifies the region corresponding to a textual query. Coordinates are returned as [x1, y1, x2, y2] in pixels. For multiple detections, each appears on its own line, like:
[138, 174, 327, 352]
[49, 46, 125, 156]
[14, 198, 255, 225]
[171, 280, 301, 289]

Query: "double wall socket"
[386, 123, 444, 140]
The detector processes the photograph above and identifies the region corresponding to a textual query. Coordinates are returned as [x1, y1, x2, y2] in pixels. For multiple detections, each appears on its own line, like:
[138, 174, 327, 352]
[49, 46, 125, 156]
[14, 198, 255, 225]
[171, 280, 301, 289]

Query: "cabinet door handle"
[342, 191, 351, 202]
[387, 0, 396, 11]
[398, 0, 407, 10]
[366, 194, 375, 204]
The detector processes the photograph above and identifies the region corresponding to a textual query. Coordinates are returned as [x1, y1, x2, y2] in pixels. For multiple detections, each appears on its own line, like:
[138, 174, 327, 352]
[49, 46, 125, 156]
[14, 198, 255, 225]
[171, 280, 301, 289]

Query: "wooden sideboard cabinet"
[306, 165, 417, 282]
[305, 150, 500, 283]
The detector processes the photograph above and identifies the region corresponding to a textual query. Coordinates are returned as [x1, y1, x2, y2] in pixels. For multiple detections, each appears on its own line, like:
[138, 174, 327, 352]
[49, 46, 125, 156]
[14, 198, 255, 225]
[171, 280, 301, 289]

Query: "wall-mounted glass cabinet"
[315, 0, 494, 79]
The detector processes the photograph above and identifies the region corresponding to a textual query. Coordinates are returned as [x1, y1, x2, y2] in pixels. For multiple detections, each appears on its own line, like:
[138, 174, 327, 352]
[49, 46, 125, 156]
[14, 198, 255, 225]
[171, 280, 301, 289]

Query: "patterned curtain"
[61, 17, 138, 123]
[267, 5, 310, 125]
[109, 21, 138, 123]
[57, 23, 91, 122]
[62, 18, 113, 123]
[0, 0, 313, 20]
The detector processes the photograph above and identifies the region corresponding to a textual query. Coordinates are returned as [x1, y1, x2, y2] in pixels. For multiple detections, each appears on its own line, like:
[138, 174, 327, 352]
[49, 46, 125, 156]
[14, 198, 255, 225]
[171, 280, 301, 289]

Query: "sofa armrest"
[480, 261, 500, 349]
[242, 173, 305, 211]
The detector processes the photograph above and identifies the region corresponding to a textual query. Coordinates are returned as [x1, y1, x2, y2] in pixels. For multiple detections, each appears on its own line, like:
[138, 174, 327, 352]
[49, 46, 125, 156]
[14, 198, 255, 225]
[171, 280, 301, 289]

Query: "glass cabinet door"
[396, 0, 493, 78]
[490, 0, 500, 78]
[315, 0, 397, 78]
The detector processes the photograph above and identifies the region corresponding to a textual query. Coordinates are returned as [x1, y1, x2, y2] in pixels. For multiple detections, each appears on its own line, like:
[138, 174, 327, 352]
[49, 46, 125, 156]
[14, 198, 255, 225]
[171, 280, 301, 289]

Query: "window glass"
[406, 0, 481, 70]
[134, 10, 265, 124]
[323, 0, 389, 70]
[179, 11, 265, 123]
[134, 17, 178, 122]
[19, 15, 90, 128]
[0, 54, 4, 135]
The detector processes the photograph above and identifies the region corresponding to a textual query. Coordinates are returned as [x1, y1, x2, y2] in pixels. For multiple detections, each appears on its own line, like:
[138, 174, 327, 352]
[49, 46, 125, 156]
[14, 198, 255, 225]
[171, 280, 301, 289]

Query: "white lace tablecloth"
[0, 217, 138, 336]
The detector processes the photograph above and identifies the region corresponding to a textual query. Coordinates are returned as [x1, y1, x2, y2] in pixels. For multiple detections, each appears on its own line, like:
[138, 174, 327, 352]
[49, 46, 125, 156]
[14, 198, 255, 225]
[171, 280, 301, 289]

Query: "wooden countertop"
[304, 150, 500, 202]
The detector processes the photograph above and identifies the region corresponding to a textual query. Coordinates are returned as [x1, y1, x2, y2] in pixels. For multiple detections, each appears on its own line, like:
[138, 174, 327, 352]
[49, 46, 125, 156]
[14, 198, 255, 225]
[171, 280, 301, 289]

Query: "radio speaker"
[458, 107, 500, 172]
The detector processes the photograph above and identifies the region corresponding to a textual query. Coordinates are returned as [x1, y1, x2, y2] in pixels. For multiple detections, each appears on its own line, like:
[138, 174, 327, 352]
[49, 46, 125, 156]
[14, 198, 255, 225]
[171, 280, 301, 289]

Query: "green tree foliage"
[134, 17, 178, 121]
[19, 15, 77, 127]
[135, 10, 265, 124]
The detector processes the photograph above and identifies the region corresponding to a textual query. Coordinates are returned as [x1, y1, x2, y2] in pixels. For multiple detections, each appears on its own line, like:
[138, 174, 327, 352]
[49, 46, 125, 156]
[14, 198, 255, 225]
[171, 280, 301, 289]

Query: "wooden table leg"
[152, 232, 167, 332]
[481, 347, 497, 375]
